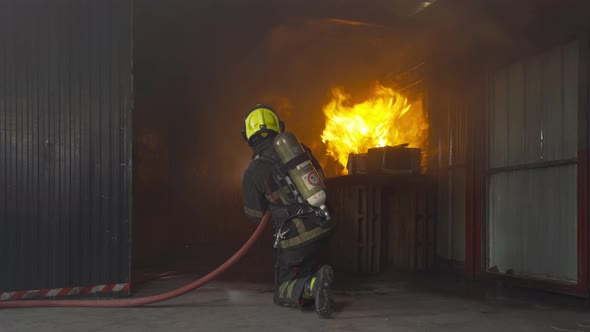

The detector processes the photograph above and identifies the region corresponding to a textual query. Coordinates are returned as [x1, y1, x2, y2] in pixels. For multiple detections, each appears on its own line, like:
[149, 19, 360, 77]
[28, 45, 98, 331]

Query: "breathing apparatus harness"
[254, 148, 333, 291]
[254, 150, 331, 249]
[242, 105, 331, 249]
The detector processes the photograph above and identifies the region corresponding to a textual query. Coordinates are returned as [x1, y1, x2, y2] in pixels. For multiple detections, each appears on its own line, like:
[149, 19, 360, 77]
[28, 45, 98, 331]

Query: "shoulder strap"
[254, 152, 280, 164]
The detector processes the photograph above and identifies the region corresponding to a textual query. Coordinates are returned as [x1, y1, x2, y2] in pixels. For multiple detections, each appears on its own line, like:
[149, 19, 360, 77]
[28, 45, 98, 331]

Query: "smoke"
[133, 1, 436, 267]
[133, 0, 558, 268]
[233, 18, 426, 177]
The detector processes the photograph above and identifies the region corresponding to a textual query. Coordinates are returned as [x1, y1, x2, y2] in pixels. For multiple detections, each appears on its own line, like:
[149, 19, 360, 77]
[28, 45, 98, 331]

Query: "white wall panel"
[488, 41, 579, 282]
[541, 47, 564, 161]
[525, 56, 544, 163]
[489, 166, 577, 281]
[508, 63, 526, 165]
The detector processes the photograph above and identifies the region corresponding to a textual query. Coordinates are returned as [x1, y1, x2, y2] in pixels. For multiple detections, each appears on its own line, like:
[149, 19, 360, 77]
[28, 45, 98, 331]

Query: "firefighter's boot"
[302, 265, 334, 318]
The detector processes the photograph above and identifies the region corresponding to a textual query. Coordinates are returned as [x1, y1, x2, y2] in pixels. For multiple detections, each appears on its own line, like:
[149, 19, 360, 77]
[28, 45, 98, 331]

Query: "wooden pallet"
[351, 185, 382, 273]
[325, 175, 436, 274]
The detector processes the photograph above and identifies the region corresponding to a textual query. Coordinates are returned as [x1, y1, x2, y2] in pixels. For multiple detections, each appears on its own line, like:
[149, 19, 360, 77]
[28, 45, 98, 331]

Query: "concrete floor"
[1, 273, 590, 332]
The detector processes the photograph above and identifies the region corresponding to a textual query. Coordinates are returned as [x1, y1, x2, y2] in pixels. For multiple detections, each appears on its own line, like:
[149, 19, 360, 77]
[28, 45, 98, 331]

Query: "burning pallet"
[347, 144, 421, 175]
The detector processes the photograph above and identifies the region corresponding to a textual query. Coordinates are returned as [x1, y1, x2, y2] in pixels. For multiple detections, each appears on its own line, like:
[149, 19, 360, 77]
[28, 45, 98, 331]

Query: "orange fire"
[321, 82, 428, 174]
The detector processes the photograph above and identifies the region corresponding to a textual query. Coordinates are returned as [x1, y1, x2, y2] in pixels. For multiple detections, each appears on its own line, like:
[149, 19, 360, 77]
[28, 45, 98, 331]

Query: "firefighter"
[241, 104, 335, 318]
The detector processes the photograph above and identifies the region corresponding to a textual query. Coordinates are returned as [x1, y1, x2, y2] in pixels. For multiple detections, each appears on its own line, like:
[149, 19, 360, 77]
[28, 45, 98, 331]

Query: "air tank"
[274, 132, 330, 220]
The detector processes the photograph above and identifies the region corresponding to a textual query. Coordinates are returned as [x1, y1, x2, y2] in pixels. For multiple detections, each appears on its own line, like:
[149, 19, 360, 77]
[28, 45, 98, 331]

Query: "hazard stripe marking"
[101, 284, 114, 293]
[22, 290, 39, 299]
[112, 284, 125, 292]
[81, 286, 95, 294]
[46, 288, 61, 297]
[57, 288, 72, 297]
[68, 287, 82, 296]
[11, 291, 27, 300]
[0, 283, 131, 301]
[91, 285, 104, 293]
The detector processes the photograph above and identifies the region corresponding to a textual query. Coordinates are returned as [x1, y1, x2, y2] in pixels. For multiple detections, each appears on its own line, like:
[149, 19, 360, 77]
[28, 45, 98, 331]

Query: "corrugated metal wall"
[488, 41, 579, 282]
[0, 0, 132, 293]
[429, 76, 469, 266]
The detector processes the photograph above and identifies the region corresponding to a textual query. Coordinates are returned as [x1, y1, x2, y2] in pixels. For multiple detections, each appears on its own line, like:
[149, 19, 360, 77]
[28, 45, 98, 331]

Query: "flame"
[321, 82, 428, 174]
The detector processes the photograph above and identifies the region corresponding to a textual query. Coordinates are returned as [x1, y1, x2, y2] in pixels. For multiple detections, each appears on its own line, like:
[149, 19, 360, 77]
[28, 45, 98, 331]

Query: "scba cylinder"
[274, 132, 330, 219]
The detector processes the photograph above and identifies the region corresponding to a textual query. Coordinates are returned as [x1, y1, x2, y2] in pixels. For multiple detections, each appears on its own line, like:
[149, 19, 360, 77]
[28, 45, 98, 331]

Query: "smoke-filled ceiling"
[228, 17, 430, 176]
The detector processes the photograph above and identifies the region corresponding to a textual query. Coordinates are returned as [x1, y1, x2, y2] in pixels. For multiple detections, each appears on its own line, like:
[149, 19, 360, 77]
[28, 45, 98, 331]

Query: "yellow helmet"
[241, 104, 284, 145]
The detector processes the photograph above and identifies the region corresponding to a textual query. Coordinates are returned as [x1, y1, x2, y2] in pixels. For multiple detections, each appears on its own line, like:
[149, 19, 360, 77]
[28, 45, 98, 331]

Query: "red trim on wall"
[465, 134, 484, 277]
[465, 160, 475, 277]
[465, 97, 475, 276]
[472, 115, 484, 279]
[578, 30, 589, 297]
[473, 155, 483, 278]
[465, 76, 486, 278]
[465, 81, 475, 277]
[579, 149, 589, 293]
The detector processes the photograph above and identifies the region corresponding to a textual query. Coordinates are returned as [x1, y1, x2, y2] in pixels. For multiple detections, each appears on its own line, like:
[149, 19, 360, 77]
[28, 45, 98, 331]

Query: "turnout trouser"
[273, 238, 326, 307]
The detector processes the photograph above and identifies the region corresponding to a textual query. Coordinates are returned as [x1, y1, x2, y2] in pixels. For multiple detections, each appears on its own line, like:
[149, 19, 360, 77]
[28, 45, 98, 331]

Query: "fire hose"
[0, 211, 271, 308]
